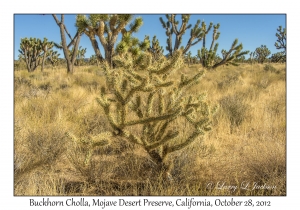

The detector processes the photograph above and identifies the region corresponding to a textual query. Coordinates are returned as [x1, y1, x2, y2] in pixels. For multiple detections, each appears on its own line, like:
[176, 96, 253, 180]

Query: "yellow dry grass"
[14, 63, 286, 195]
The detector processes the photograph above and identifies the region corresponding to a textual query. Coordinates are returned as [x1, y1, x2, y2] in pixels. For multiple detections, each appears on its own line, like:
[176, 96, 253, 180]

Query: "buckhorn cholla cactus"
[96, 49, 217, 178]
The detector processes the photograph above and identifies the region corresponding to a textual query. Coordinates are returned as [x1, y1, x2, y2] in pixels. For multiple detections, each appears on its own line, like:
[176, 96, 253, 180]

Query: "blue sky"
[14, 14, 286, 60]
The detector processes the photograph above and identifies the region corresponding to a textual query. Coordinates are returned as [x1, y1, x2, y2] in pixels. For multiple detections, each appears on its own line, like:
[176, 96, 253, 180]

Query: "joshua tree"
[71, 46, 87, 66]
[235, 55, 246, 63]
[185, 51, 192, 66]
[147, 35, 164, 62]
[115, 32, 150, 60]
[93, 49, 217, 178]
[40, 38, 54, 72]
[76, 14, 143, 67]
[270, 51, 285, 63]
[89, 54, 99, 66]
[160, 14, 205, 56]
[275, 26, 286, 52]
[52, 14, 82, 74]
[254, 45, 271, 64]
[19, 37, 52, 72]
[197, 22, 249, 69]
[79, 47, 87, 65]
[248, 51, 255, 64]
[274, 26, 286, 62]
[47, 50, 60, 69]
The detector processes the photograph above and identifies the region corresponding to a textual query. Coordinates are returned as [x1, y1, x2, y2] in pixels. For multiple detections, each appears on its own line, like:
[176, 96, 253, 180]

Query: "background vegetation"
[14, 62, 286, 195]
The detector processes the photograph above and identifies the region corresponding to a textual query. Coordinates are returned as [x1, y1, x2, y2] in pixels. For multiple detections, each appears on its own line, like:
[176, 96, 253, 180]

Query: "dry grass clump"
[14, 123, 68, 191]
[14, 63, 286, 195]
[219, 93, 250, 131]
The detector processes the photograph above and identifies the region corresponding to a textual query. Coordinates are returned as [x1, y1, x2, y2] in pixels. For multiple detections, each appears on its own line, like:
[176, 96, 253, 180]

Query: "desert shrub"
[243, 146, 286, 195]
[29, 73, 44, 81]
[171, 141, 216, 183]
[42, 71, 50, 77]
[84, 66, 100, 74]
[253, 68, 285, 90]
[73, 73, 102, 92]
[20, 86, 45, 98]
[255, 75, 270, 89]
[38, 82, 52, 91]
[263, 64, 277, 73]
[59, 83, 69, 90]
[14, 77, 32, 90]
[265, 97, 286, 117]
[217, 72, 242, 90]
[80, 111, 111, 135]
[65, 132, 111, 183]
[239, 87, 260, 101]
[219, 93, 249, 131]
[14, 124, 68, 184]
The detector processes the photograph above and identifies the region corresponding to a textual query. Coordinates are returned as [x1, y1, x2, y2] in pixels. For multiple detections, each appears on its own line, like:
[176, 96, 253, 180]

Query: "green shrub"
[264, 64, 277, 73]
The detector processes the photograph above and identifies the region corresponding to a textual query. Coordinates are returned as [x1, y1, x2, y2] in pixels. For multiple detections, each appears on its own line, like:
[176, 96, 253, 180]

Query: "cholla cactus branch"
[179, 70, 205, 89]
[146, 131, 179, 151]
[163, 131, 200, 158]
[125, 107, 181, 126]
